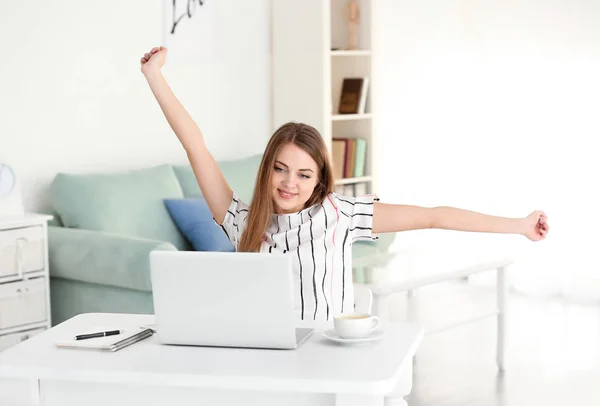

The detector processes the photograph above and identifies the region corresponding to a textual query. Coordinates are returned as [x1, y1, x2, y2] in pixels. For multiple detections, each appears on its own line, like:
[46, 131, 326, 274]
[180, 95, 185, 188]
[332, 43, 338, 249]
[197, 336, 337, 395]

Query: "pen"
[75, 330, 123, 340]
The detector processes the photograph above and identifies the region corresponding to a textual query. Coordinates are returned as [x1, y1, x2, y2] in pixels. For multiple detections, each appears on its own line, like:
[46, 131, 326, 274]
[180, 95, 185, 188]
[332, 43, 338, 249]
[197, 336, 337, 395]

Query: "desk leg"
[496, 265, 509, 372]
[336, 394, 385, 406]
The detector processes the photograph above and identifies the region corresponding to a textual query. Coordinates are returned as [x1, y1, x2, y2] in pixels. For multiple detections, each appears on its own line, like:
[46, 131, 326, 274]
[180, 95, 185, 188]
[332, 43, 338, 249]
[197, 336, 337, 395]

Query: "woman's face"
[271, 143, 319, 214]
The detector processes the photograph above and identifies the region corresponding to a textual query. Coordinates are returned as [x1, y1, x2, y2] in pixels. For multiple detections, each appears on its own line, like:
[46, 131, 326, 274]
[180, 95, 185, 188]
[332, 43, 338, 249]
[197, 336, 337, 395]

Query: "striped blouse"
[218, 192, 379, 321]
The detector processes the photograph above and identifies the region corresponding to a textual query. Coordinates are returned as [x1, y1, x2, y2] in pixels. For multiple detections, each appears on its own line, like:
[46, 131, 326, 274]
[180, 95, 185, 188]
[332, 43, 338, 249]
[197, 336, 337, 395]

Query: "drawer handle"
[16, 237, 28, 278]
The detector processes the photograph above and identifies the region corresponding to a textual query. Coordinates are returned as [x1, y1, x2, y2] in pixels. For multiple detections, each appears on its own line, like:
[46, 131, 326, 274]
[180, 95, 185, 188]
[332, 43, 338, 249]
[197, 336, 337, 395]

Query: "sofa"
[47, 154, 396, 325]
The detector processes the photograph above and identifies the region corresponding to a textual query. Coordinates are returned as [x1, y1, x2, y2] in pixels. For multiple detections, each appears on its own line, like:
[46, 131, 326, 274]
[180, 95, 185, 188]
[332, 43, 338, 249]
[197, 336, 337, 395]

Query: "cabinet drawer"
[0, 278, 47, 330]
[0, 226, 45, 279]
[0, 327, 46, 352]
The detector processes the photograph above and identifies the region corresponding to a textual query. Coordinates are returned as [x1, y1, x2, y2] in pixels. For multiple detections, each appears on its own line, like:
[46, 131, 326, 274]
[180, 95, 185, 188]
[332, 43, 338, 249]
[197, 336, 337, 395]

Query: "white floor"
[389, 279, 600, 406]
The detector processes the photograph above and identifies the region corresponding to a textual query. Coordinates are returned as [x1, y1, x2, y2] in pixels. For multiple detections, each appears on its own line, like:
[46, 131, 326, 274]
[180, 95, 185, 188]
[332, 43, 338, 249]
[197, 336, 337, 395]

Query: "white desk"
[0, 313, 423, 406]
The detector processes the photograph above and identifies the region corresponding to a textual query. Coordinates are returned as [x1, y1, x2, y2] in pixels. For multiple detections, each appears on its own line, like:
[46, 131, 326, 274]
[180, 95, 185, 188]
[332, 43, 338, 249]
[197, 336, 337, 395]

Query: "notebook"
[55, 326, 154, 352]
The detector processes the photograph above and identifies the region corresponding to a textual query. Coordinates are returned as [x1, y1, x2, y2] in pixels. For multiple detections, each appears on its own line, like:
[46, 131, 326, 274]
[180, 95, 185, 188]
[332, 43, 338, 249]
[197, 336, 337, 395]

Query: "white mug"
[333, 313, 380, 339]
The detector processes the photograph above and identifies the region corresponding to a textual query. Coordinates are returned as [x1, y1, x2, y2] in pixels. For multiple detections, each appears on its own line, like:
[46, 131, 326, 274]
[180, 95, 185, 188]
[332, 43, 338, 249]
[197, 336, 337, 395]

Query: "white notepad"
[55, 326, 154, 352]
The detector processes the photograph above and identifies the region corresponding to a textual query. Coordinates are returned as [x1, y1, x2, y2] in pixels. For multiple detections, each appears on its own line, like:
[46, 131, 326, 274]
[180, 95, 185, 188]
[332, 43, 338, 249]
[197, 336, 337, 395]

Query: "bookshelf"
[271, 0, 377, 197]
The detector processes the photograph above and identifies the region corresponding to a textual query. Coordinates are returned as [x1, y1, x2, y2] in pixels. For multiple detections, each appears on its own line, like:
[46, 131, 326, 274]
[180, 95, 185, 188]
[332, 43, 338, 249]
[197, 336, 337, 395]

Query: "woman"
[141, 46, 550, 321]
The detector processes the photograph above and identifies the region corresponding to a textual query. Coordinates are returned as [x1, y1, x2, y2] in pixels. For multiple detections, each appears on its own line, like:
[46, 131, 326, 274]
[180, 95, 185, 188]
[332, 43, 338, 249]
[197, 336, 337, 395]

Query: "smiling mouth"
[278, 189, 297, 199]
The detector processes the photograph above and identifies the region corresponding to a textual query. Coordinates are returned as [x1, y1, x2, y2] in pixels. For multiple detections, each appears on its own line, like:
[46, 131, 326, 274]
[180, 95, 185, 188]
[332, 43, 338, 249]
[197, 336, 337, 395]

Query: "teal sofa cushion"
[173, 154, 263, 203]
[50, 278, 154, 325]
[164, 198, 235, 252]
[50, 165, 189, 250]
[49, 226, 178, 292]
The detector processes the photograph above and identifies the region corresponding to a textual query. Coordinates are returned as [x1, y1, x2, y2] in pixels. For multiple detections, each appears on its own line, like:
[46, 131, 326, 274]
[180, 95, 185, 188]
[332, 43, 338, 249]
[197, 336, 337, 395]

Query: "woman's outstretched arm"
[372, 202, 549, 241]
[141, 46, 233, 224]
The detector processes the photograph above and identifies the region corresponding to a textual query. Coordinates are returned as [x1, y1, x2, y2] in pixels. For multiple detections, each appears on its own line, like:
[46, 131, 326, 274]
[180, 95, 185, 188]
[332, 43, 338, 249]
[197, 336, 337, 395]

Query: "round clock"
[0, 163, 16, 198]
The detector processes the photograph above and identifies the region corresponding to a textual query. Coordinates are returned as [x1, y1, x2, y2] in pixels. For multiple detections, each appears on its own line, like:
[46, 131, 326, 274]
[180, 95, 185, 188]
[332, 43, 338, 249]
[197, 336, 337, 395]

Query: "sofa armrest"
[48, 226, 178, 292]
[352, 232, 397, 267]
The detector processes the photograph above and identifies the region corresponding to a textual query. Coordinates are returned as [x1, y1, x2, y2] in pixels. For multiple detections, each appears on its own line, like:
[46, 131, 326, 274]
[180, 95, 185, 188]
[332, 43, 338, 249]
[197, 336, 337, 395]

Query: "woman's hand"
[522, 210, 549, 241]
[140, 46, 167, 75]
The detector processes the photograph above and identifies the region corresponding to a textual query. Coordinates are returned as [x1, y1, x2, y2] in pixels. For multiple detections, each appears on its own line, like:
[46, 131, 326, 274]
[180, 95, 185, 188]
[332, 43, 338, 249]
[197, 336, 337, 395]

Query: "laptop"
[149, 251, 313, 350]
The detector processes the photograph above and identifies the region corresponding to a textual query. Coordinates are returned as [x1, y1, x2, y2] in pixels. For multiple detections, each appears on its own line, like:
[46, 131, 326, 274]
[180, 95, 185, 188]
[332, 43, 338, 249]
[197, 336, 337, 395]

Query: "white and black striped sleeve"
[214, 191, 249, 248]
[335, 193, 380, 243]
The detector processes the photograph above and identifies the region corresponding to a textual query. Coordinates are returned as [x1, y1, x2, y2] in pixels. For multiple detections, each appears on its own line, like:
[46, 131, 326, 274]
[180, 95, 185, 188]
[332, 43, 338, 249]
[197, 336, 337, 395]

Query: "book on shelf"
[332, 137, 368, 180]
[357, 77, 369, 114]
[331, 139, 347, 180]
[334, 182, 368, 197]
[353, 138, 367, 177]
[335, 184, 355, 196]
[338, 77, 369, 114]
[355, 183, 368, 196]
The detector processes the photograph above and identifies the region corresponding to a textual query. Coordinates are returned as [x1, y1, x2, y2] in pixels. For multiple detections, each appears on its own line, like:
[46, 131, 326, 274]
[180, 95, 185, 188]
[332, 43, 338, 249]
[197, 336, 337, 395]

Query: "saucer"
[322, 329, 385, 344]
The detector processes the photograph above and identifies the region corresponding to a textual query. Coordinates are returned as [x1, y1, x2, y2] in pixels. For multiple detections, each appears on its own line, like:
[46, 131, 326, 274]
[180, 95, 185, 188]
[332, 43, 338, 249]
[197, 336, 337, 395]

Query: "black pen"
[75, 330, 123, 340]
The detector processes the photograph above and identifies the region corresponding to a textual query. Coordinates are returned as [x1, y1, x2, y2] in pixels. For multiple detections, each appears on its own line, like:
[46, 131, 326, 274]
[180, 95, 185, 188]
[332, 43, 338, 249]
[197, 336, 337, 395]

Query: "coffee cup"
[333, 313, 380, 339]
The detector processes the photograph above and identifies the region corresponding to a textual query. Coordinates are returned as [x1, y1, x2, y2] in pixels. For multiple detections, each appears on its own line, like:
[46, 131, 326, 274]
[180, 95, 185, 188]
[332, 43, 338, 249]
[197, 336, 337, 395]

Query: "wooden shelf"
[331, 50, 372, 57]
[334, 176, 373, 186]
[331, 113, 372, 121]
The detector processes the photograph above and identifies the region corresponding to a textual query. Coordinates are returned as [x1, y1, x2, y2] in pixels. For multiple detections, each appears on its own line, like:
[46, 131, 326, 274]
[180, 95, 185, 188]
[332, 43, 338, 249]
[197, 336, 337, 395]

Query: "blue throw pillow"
[164, 198, 235, 252]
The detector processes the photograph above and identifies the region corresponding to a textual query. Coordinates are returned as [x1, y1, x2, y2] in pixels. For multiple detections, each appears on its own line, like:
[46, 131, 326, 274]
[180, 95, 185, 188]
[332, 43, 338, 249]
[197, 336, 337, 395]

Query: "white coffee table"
[0, 312, 424, 406]
[356, 244, 515, 371]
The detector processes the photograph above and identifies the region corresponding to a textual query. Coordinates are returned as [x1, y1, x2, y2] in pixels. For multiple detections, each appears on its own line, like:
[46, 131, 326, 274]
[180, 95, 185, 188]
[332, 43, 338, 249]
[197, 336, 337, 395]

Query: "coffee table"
[355, 242, 515, 371]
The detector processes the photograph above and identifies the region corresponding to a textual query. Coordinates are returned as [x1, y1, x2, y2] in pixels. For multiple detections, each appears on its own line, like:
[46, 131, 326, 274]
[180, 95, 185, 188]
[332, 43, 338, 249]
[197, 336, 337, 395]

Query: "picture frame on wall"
[163, 0, 215, 63]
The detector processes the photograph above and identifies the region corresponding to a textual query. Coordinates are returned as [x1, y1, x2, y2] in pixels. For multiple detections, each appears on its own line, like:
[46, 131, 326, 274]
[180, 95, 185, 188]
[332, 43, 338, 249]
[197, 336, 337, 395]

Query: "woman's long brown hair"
[237, 122, 335, 252]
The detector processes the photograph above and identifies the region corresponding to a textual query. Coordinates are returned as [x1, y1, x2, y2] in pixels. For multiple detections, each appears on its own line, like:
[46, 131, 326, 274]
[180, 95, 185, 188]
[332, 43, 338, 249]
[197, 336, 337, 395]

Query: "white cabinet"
[0, 214, 52, 352]
[0, 327, 46, 349]
[0, 225, 45, 279]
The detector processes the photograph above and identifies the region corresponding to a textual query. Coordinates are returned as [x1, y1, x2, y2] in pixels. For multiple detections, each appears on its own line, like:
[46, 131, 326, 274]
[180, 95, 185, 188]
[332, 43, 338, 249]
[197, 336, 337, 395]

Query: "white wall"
[375, 0, 600, 296]
[0, 0, 271, 212]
